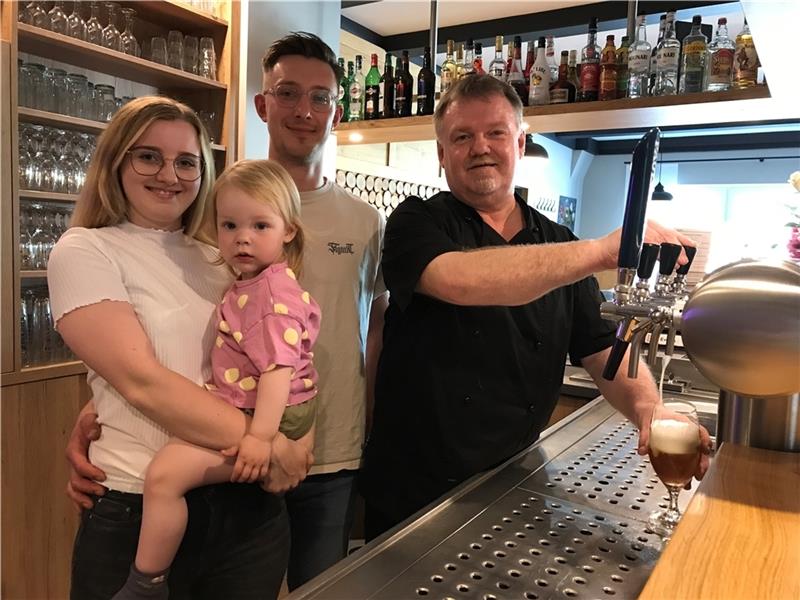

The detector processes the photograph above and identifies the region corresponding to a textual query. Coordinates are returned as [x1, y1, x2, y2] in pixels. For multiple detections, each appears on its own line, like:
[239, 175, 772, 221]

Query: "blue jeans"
[284, 470, 357, 591]
[71, 484, 289, 600]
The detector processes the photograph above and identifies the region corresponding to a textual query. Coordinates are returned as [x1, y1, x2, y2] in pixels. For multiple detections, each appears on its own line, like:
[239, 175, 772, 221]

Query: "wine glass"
[85, 2, 103, 45]
[47, 1, 69, 34]
[101, 2, 122, 51]
[647, 400, 701, 537]
[67, 1, 87, 41]
[119, 8, 140, 57]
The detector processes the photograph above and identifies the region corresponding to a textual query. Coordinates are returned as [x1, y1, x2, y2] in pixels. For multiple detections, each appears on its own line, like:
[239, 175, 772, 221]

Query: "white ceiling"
[342, 0, 603, 37]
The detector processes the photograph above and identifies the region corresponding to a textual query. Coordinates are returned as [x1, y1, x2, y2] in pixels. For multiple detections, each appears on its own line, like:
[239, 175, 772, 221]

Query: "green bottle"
[337, 57, 349, 116]
[364, 53, 381, 120]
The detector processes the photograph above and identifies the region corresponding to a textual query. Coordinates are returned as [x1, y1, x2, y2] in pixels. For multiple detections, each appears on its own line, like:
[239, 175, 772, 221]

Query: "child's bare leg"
[135, 438, 235, 574]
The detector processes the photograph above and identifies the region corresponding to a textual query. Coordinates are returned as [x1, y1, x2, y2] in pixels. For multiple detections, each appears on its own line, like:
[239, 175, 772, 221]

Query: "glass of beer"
[647, 400, 701, 537]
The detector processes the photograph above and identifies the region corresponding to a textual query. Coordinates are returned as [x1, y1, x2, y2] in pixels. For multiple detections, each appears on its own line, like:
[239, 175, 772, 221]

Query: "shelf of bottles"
[336, 169, 441, 219]
[335, 11, 769, 145]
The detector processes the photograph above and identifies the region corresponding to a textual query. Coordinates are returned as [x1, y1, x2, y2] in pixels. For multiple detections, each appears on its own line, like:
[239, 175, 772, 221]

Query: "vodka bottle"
[627, 15, 651, 98]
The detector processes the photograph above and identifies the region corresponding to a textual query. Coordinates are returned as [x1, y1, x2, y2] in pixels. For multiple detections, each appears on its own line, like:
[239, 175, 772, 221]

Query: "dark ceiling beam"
[342, 1, 382, 9]
[341, 15, 387, 50]
[585, 131, 800, 155]
[377, 0, 736, 55]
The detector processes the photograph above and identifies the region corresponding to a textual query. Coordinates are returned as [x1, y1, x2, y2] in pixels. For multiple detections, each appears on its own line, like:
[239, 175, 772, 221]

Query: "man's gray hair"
[433, 74, 524, 138]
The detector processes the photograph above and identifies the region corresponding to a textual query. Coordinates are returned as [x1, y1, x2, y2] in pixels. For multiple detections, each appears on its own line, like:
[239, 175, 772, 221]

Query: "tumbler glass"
[47, 1, 69, 34]
[94, 83, 116, 122]
[44, 67, 68, 114]
[65, 73, 89, 118]
[150, 36, 167, 64]
[66, 1, 87, 41]
[167, 30, 184, 70]
[198, 36, 216, 79]
[183, 35, 198, 74]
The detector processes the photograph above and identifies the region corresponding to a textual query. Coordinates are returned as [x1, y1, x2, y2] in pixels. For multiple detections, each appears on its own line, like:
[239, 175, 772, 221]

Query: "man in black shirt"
[360, 74, 703, 539]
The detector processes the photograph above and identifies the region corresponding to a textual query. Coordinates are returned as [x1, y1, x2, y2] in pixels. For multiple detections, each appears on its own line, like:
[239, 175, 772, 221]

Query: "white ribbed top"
[48, 221, 232, 493]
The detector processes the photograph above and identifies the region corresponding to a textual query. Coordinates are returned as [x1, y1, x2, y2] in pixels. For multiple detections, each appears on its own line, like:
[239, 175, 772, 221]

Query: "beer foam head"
[650, 418, 699, 455]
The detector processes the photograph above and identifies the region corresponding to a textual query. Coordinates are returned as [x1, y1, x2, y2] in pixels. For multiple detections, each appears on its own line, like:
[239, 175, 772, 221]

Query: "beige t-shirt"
[48, 221, 232, 493]
[299, 181, 386, 474]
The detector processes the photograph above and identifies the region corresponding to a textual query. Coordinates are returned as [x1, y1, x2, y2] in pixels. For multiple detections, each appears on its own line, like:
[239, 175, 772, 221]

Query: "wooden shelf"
[18, 24, 227, 92]
[20, 270, 47, 279]
[0, 360, 86, 387]
[18, 107, 107, 134]
[334, 86, 781, 145]
[19, 190, 79, 203]
[121, 0, 229, 30]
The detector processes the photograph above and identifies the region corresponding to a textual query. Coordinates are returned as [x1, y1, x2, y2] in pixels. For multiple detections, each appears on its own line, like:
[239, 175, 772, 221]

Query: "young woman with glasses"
[48, 96, 312, 600]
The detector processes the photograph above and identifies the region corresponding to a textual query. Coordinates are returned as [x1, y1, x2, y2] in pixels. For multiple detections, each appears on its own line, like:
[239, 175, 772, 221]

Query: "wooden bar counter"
[639, 443, 800, 600]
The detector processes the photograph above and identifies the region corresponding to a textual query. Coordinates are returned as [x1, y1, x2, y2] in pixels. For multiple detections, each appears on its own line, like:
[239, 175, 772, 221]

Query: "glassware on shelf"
[647, 401, 701, 538]
[86, 2, 103, 45]
[19, 62, 46, 110]
[43, 67, 69, 114]
[198, 36, 217, 79]
[65, 72, 90, 118]
[119, 8, 140, 57]
[94, 83, 117, 121]
[101, 2, 122, 51]
[66, 1, 87, 41]
[197, 110, 217, 142]
[47, 1, 69, 34]
[21, 285, 73, 367]
[150, 36, 167, 65]
[183, 35, 199, 74]
[23, 1, 49, 28]
[167, 30, 184, 69]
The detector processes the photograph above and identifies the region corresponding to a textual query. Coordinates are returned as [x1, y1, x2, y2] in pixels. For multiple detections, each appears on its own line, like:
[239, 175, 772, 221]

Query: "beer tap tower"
[600, 128, 800, 452]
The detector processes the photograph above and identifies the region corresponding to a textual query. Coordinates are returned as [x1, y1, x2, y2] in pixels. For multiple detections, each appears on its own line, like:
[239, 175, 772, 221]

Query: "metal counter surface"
[289, 399, 707, 600]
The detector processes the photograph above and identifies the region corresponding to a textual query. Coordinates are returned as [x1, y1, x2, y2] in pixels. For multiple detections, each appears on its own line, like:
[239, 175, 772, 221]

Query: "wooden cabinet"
[0, 2, 239, 597]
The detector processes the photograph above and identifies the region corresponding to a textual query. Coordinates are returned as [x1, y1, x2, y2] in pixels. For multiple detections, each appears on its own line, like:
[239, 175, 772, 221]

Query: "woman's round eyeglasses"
[126, 147, 204, 182]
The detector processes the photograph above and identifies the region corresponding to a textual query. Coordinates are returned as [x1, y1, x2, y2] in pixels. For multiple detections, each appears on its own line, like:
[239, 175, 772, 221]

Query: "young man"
[359, 74, 707, 539]
[66, 33, 387, 591]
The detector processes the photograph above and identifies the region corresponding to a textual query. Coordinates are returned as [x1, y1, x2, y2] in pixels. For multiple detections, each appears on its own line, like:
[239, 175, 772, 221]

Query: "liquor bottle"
[733, 19, 758, 89]
[337, 57, 348, 116]
[463, 39, 476, 76]
[616, 35, 630, 99]
[380, 53, 394, 118]
[706, 17, 735, 92]
[528, 37, 550, 106]
[349, 54, 365, 119]
[578, 17, 601, 101]
[489, 35, 506, 80]
[441, 39, 457, 94]
[649, 14, 666, 95]
[550, 50, 576, 104]
[679, 15, 708, 94]
[346, 61, 360, 122]
[567, 49, 580, 92]
[506, 41, 514, 77]
[364, 53, 381, 120]
[599, 35, 617, 100]
[545, 35, 559, 83]
[507, 36, 528, 105]
[417, 46, 436, 115]
[523, 40, 535, 80]
[473, 42, 486, 75]
[456, 43, 467, 80]
[654, 11, 679, 96]
[627, 15, 651, 99]
[394, 50, 413, 117]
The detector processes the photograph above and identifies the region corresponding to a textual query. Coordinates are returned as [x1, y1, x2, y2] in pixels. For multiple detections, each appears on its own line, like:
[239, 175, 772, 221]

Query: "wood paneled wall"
[2, 374, 89, 599]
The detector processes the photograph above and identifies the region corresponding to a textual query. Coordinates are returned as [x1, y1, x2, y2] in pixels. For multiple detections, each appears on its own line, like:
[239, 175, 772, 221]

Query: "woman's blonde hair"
[207, 160, 306, 276]
[70, 96, 215, 241]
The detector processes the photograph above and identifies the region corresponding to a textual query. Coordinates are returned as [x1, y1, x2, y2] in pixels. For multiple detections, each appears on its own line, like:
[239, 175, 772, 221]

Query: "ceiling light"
[525, 134, 549, 159]
[651, 181, 673, 201]
[348, 132, 364, 143]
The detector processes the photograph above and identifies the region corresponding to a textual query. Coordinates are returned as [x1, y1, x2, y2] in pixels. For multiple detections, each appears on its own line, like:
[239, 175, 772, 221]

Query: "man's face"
[436, 94, 525, 209]
[254, 55, 342, 164]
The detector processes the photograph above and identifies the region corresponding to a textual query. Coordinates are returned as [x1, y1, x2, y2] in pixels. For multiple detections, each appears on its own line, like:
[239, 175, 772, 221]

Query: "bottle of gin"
[679, 15, 708, 94]
[627, 15, 651, 99]
[706, 17, 735, 91]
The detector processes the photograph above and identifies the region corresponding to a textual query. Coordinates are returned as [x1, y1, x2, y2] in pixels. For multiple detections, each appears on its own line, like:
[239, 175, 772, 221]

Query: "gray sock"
[111, 565, 169, 600]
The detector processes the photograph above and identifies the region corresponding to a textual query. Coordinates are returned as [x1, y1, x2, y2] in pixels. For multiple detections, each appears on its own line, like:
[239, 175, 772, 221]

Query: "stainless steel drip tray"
[289, 400, 709, 600]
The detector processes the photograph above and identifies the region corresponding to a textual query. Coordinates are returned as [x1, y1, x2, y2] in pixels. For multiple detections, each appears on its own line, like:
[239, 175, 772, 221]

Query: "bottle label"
[601, 47, 615, 65]
[365, 86, 379, 115]
[338, 84, 344, 101]
[550, 88, 569, 104]
[349, 82, 362, 100]
[709, 48, 734, 83]
[734, 40, 758, 80]
[628, 51, 650, 73]
[441, 69, 453, 92]
[656, 48, 679, 69]
[684, 41, 706, 56]
[580, 62, 599, 92]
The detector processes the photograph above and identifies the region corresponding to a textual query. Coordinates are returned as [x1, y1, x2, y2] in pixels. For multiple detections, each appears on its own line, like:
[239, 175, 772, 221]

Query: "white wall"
[240, 0, 341, 167]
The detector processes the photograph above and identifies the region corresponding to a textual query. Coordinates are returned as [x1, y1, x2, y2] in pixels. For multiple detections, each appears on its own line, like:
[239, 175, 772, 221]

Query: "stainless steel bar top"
[290, 398, 706, 600]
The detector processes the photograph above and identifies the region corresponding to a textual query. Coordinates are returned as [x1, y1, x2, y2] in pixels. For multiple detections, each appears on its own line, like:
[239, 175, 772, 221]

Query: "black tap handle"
[618, 128, 661, 269]
[637, 243, 660, 280]
[658, 243, 682, 275]
[602, 338, 630, 381]
[676, 245, 698, 275]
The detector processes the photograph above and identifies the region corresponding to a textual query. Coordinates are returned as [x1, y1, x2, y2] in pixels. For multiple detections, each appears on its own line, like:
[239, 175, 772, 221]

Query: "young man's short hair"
[262, 31, 344, 82]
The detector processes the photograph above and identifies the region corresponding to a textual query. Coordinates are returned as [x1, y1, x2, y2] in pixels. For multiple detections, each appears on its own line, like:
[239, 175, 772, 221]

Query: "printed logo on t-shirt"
[327, 242, 355, 255]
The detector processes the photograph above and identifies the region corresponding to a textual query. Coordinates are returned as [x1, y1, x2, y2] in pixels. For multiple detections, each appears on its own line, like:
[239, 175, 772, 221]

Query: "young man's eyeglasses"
[264, 84, 335, 113]
[126, 148, 204, 182]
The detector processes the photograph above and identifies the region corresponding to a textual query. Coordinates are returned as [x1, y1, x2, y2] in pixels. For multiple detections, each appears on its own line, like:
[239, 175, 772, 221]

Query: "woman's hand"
[260, 432, 314, 494]
[223, 433, 272, 483]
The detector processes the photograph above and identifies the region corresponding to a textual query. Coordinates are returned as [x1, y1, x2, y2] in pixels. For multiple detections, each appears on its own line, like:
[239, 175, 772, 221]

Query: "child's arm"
[229, 366, 292, 483]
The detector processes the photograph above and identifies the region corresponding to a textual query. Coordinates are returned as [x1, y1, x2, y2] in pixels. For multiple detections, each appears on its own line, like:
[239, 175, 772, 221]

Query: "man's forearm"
[419, 238, 609, 306]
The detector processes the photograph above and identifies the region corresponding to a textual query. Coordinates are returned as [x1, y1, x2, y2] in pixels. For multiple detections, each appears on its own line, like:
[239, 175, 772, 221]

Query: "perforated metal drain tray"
[290, 399, 707, 600]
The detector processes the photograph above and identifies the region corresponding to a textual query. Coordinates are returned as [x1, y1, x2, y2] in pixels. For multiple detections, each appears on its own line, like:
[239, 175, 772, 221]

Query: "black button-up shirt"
[360, 192, 615, 523]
